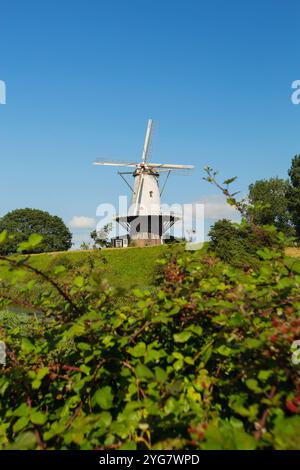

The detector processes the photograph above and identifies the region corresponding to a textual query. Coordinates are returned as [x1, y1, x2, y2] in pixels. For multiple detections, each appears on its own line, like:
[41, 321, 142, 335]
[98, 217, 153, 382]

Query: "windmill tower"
[94, 119, 194, 247]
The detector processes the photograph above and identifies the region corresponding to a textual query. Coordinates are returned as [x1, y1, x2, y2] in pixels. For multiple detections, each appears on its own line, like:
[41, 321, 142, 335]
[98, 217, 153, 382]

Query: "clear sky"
[0, 0, 300, 245]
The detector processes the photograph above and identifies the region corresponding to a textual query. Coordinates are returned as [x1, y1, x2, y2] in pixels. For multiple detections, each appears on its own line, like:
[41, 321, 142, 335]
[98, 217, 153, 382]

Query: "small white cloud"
[69, 216, 96, 229]
[201, 195, 240, 220]
[174, 195, 239, 223]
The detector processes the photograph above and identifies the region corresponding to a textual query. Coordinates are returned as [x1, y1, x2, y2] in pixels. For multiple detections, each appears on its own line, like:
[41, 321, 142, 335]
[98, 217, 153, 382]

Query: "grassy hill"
[8, 244, 171, 293]
[1, 244, 299, 313]
[0, 244, 172, 334]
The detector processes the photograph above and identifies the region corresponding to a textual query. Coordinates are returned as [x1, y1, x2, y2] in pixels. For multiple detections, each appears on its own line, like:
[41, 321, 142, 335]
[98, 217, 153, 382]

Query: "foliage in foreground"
[0, 232, 300, 450]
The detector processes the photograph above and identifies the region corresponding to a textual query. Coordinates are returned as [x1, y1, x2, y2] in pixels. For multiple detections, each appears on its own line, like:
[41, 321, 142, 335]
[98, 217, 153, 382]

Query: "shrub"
[0, 233, 300, 450]
[208, 218, 284, 268]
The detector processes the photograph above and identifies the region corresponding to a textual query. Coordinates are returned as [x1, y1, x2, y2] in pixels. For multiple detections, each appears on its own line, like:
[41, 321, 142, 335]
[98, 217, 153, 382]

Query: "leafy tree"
[208, 218, 274, 268]
[90, 223, 112, 249]
[80, 242, 91, 251]
[286, 155, 300, 240]
[0, 208, 72, 254]
[204, 169, 285, 268]
[247, 177, 294, 236]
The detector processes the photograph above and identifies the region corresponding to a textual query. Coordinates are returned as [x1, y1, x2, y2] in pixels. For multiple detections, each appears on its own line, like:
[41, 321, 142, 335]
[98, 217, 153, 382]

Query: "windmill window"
[149, 191, 153, 198]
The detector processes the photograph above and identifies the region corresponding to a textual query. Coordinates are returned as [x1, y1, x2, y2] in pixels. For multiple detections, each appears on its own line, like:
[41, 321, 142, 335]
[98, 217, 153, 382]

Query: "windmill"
[94, 119, 194, 247]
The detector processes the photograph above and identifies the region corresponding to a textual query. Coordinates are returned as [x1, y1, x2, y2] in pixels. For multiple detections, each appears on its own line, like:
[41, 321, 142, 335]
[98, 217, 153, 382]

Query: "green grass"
[0, 245, 173, 315]
[24, 244, 170, 291]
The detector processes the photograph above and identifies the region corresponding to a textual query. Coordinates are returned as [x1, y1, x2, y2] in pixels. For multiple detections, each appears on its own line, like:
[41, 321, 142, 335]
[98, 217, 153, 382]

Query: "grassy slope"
[0, 245, 172, 325]
[27, 245, 169, 291]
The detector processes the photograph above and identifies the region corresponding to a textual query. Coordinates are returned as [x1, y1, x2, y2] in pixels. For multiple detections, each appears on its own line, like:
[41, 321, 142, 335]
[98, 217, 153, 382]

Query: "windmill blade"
[94, 159, 139, 167]
[147, 163, 194, 170]
[141, 119, 153, 163]
[169, 169, 194, 176]
[155, 168, 192, 174]
[145, 120, 158, 162]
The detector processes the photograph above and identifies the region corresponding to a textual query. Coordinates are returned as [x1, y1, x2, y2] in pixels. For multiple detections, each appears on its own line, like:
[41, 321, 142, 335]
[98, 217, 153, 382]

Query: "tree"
[286, 155, 300, 240]
[80, 242, 91, 251]
[0, 208, 72, 255]
[208, 218, 259, 267]
[247, 177, 294, 236]
[90, 223, 112, 249]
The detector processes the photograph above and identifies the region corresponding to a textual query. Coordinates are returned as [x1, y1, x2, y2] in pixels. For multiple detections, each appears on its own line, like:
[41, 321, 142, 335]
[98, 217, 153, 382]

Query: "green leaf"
[258, 370, 273, 382]
[223, 177, 237, 185]
[227, 198, 236, 206]
[135, 364, 154, 379]
[53, 265, 66, 275]
[36, 367, 49, 381]
[77, 342, 91, 351]
[92, 386, 114, 410]
[273, 416, 300, 450]
[79, 364, 91, 375]
[184, 356, 194, 365]
[245, 379, 261, 393]
[98, 411, 112, 428]
[191, 326, 203, 336]
[31, 380, 42, 390]
[13, 416, 29, 433]
[164, 397, 177, 415]
[74, 276, 84, 288]
[14, 403, 30, 417]
[155, 366, 168, 383]
[30, 411, 47, 425]
[8, 432, 37, 450]
[21, 338, 35, 354]
[217, 345, 232, 356]
[120, 441, 137, 450]
[28, 234, 43, 247]
[173, 331, 192, 343]
[128, 342, 146, 357]
[173, 359, 184, 371]
[17, 234, 43, 252]
[201, 421, 256, 450]
[242, 338, 261, 349]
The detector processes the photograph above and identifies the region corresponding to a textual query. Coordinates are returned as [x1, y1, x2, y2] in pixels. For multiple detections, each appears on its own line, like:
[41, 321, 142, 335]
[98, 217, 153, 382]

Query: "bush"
[0, 234, 300, 450]
[208, 219, 283, 268]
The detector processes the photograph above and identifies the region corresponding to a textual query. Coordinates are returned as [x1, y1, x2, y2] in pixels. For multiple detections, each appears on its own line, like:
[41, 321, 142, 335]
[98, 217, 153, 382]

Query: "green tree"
[208, 219, 261, 268]
[90, 223, 112, 249]
[286, 155, 300, 240]
[247, 177, 294, 235]
[0, 208, 72, 254]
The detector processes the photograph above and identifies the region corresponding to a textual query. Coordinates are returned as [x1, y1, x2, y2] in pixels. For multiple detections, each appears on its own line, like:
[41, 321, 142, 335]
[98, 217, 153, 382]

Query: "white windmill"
[94, 119, 194, 247]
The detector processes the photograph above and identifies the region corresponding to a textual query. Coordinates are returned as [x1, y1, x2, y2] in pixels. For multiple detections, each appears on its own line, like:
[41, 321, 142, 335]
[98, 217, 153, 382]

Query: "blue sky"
[0, 0, 300, 245]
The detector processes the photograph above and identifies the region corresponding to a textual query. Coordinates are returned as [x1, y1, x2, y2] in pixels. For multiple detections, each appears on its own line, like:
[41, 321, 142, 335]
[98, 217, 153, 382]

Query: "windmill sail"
[141, 119, 153, 163]
[94, 160, 139, 167]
